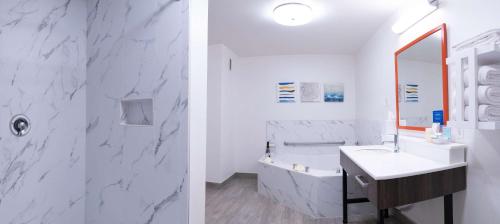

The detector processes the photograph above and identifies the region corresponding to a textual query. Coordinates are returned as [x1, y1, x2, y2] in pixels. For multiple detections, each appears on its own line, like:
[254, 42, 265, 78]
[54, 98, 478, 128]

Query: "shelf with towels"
[477, 121, 500, 130]
[447, 30, 500, 130]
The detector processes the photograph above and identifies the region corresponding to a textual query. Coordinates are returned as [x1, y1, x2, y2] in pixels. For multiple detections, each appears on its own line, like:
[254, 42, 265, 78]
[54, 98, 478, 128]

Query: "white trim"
[188, 0, 208, 223]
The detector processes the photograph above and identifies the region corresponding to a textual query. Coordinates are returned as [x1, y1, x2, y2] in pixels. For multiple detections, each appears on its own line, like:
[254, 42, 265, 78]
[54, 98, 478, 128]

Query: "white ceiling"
[209, 0, 411, 57]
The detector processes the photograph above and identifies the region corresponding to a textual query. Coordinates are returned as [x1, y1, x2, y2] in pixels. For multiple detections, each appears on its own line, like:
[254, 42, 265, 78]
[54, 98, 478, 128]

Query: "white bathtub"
[257, 152, 374, 219]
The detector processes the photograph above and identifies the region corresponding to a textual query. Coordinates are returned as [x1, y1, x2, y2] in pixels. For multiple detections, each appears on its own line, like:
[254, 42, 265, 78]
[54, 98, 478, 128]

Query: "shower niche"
[120, 98, 154, 126]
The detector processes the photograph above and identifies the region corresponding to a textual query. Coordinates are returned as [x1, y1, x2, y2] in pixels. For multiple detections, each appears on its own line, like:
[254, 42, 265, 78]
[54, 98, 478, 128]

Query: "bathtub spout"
[265, 141, 272, 158]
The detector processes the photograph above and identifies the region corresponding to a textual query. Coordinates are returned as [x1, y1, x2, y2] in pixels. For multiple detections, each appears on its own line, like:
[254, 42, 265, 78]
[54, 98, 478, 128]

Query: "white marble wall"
[86, 0, 189, 223]
[267, 120, 357, 155]
[266, 119, 385, 151]
[0, 0, 87, 223]
[355, 120, 384, 145]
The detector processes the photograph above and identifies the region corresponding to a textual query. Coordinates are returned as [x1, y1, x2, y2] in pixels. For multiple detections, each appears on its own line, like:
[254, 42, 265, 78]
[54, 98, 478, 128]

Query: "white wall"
[207, 44, 237, 183]
[207, 49, 357, 178]
[355, 0, 500, 223]
[227, 54, 357, 174]
[206, 45, 223, 183]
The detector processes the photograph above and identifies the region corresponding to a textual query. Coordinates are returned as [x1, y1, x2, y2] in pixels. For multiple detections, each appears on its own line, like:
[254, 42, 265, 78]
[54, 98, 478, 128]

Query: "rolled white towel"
[478, 86, 500, 105]
[464, 72, 471, 88]
[464, 106, 471, 121]
[464, 87, 470, 106]
[478, 105, 500, 121]
[464, 86, 500, 106]
[478, 65, 500, 86]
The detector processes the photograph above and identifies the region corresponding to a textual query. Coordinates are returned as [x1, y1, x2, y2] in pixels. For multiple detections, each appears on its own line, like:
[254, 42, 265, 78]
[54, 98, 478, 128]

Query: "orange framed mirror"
[395, 23, 449, 132]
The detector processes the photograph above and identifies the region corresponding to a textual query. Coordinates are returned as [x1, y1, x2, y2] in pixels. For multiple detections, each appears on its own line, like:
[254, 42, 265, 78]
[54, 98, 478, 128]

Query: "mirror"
[395, 24, 448, 131]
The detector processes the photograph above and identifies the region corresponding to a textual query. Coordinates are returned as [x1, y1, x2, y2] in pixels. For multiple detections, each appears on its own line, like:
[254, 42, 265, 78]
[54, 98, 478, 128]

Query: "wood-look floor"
[205, 175, 403, 224]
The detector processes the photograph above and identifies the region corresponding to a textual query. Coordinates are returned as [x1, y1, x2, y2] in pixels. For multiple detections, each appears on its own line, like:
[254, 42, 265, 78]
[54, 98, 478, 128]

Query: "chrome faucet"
[393, 131, 400, 153]
[381, 130, 400, 153]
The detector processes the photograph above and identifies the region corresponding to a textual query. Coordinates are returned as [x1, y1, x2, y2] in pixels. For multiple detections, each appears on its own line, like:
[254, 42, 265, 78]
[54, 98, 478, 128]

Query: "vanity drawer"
[376, 166, 466, 209]
[340, 151, 378, 204]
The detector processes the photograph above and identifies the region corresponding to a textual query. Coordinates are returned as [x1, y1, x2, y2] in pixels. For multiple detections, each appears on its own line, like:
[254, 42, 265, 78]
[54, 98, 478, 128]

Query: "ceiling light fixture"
[273, 3, 313, 26]
[392, 0, 439, 34]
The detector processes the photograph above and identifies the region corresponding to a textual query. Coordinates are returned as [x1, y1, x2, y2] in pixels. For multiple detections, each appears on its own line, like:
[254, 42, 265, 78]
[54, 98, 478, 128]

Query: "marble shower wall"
[0, 0, 87, 223]
[86, 0, 189, 223]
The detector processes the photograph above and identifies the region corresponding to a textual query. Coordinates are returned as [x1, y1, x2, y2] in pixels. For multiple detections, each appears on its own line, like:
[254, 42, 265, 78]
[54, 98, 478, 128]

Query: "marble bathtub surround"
[267, 120, 358, 155]
[258, 158, 374, 219]
[260, 120, 376, 219]
[266, 120, 386, 152]
[355, 120, 384, 146]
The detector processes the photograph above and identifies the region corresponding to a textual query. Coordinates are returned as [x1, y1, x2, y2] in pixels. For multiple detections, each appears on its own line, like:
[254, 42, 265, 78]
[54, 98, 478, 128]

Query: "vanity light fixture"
[273, 3, 313, 26]
[392, 0, 439, 34]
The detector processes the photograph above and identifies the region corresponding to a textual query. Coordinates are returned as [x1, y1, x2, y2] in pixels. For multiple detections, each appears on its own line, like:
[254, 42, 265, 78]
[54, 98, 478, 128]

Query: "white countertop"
[340, 145, 467, 180]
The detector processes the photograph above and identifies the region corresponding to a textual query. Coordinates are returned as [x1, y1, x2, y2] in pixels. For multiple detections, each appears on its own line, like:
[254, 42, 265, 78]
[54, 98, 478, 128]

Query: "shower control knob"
[10, 115, 31, 137]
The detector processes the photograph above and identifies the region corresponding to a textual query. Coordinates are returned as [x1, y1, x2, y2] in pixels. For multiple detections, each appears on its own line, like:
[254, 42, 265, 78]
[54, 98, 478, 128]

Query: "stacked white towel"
[464, 86, 500, 105]
[464, 65, 500, 122]
[478, 105, 500, 121]
[478, 65, 500, 86]
[465, 105, 500, 122]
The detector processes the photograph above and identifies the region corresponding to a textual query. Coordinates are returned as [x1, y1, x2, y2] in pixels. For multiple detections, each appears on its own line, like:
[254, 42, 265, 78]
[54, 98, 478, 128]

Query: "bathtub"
[257, 152, 374, 219]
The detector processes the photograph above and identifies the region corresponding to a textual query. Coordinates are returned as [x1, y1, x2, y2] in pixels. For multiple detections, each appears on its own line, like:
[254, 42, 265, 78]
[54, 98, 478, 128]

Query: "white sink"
[354, 147, 393, 153]
[340, 137, 467, 180]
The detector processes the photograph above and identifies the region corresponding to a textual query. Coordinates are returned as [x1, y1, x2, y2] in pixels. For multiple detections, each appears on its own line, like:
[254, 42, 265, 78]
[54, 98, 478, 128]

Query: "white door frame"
[188, 0, 208, 223]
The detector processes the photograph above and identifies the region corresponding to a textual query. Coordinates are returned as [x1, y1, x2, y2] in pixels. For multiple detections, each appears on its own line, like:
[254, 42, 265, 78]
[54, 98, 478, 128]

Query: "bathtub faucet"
[265, 141, 272, 158]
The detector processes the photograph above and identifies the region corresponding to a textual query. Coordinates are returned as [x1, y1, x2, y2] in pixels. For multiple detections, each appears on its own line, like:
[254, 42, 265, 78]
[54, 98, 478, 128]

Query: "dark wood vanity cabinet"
[340, 151, 466, 224]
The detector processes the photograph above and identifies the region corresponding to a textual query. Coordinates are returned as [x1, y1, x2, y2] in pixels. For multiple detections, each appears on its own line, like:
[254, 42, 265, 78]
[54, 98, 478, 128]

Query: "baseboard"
[206, 172, 258, 189]
[233, 172, 257, 179]
[206, 175, 233, 188]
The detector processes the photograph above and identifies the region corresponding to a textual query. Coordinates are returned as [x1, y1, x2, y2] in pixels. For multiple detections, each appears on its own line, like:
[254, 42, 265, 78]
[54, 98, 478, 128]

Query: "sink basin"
[355, 148, 391, 151]
[352, 146, 393, 152]
[354, 148, 392, 154]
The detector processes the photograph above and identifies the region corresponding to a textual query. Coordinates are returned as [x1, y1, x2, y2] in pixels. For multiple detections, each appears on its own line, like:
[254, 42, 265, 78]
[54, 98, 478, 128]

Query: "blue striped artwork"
[405, 84, 419, 103]
[277, 82, 296, 103]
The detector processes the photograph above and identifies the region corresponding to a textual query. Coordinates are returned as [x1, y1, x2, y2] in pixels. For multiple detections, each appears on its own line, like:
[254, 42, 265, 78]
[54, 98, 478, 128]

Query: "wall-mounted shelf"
[476, 43, 500, 65]
[448, 121, 500, 130]
[447, 30, 500, 130]
[120, 98, 154, 126]
[477, 121, 500, 130]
